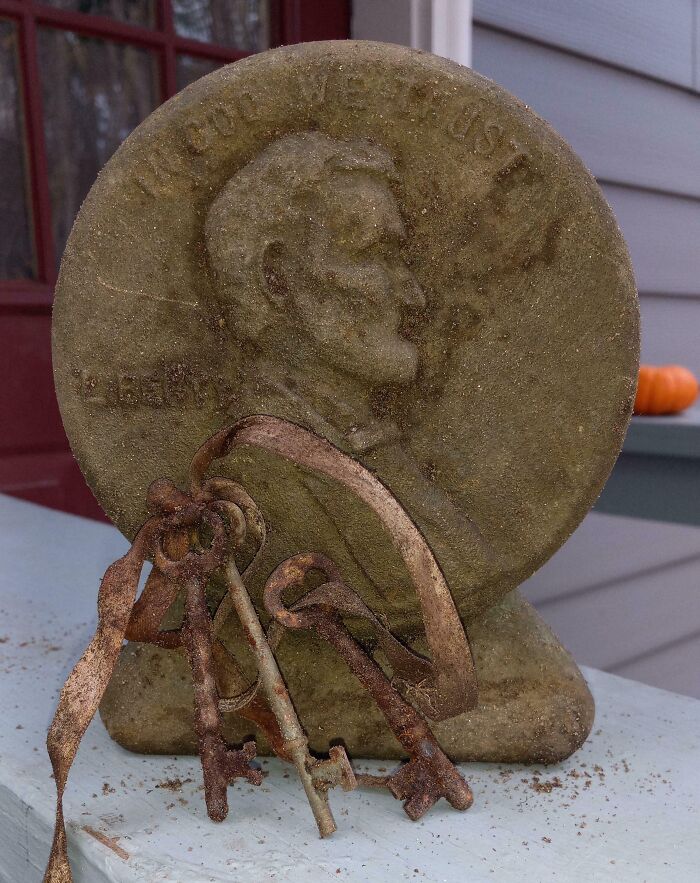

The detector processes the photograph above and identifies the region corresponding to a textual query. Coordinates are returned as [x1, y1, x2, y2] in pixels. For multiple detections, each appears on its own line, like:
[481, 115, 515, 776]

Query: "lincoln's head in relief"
[205, 133, 425, 443]
[205, 131, 490, 604]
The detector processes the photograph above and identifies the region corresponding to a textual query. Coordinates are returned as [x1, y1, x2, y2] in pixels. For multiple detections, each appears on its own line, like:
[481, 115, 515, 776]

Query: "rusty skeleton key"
[208, 490, 356, 837]
[148, 482, 356, 836]
[223, 554, 355, 835]
[152, 504, 263, 822]
[263, 553, 473, 820]
[130, 477, 356, 836]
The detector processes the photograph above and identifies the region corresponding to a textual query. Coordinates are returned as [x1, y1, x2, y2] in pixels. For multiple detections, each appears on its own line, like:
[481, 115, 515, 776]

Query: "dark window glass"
[41, 1, 156, 28]
[173, 0, 269, 51]
[0, 20, 36, 279]
[38, 29, 160, 265]
[176, 54, 222, 90]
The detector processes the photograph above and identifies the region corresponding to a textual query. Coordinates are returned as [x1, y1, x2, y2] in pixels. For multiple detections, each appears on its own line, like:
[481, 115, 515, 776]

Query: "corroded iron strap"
[127, 526, 189, 648]
[264, 552, 435, 693]
[44, 516, 161, 883]
[189, 415, 477, 720]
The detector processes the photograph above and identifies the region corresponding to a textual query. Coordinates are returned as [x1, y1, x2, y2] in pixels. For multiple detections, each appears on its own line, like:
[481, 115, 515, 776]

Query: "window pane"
[176, 54, 222, 90]
[41, 1, 156, 29]
[173, 0, 269, 51]
[38, 29, 160, 266]
[0, 20, 35, 279]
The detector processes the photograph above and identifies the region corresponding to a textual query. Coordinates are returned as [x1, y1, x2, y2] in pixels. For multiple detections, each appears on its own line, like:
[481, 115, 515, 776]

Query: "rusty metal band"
[189, 414, 478, 720]
[44, 516, 162, 883]
[44, 413, 479, 881]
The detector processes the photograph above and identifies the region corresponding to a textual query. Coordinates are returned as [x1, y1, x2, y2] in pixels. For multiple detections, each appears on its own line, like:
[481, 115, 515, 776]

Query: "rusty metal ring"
[154, 508, 227, 580]
[146, 477, 204, 523]
[203, 478, 266, 540]
[209, 499, 247, 547]
[263, 552, 343, 630]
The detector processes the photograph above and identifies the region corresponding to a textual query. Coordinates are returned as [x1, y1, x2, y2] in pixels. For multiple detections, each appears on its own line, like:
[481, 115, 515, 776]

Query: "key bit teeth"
[241, 739, 258, 761]
[310, 745, 357, 793]
[225, 740, 263, 786]
[403, 788, 440, 821]
[447, 778, 473, 811]
[380, 755, 473, 821]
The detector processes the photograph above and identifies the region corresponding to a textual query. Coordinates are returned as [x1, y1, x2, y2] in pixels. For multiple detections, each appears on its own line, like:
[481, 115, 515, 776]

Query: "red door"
[0, 0, 350, 521]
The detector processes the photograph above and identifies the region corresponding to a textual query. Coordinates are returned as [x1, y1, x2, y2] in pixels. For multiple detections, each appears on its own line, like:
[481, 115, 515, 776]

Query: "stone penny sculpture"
[52, 41, 638, 773]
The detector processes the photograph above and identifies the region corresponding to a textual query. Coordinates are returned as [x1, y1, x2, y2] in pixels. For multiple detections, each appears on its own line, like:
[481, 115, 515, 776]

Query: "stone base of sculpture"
[101, 589, 593, 764]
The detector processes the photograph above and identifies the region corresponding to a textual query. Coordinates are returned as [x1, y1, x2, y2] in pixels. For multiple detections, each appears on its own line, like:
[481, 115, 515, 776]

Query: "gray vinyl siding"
[472, 2, 700, 698]
[474, 0, 697, 88]
[472, 7, 700, 376]
[473, 24, 700, 197]
[520, 512, 700, 698]
[603, 186, 700, 299]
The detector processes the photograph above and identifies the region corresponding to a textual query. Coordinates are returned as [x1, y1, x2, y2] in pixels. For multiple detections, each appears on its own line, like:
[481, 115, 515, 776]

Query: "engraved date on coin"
[71, 364, 234, 410]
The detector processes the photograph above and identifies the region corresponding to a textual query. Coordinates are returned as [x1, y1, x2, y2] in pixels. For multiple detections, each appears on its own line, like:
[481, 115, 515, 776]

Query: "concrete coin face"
[53, 41, 638, 630]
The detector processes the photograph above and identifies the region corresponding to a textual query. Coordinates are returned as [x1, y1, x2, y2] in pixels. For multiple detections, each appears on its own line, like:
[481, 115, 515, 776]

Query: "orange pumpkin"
[634, 364, 699, 415]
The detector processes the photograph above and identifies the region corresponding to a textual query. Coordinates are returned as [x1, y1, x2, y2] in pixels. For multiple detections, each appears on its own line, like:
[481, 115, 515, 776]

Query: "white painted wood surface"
[1, 495, 699, 882]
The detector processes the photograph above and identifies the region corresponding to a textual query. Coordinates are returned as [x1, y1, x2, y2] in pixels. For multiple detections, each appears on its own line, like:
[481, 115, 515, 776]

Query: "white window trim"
[351, 0, 472, 67]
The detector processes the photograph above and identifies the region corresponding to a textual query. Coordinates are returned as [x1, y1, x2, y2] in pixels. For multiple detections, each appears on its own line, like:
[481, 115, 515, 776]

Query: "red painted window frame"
[0, 0, 350, 308]
[0, 0, 349, 519]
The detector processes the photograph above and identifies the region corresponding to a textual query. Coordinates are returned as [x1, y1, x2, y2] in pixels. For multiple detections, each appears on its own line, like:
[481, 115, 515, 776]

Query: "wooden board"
[2, 494, 699, 882]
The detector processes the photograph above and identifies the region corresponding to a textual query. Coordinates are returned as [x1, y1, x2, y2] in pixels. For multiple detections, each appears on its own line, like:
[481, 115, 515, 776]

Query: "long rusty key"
[223, 553, 355, 836]
[152, 504, 263, 822]
[263, 553, 473, 820]
[210, 490, 356, 837]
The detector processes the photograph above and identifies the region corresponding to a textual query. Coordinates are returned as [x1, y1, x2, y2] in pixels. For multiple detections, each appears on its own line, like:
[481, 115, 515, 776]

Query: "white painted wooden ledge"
[1, 494, 698, 882]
